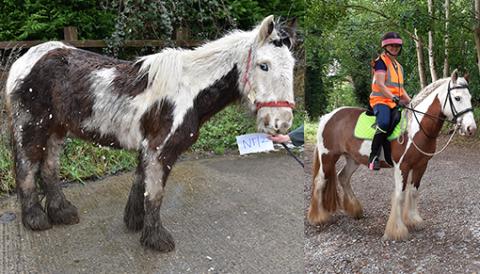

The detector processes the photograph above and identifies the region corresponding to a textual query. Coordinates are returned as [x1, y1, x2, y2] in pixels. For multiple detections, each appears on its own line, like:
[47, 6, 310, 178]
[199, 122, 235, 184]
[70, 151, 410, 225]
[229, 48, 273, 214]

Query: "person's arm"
[288, 125, 304, 146]
[400, 92, 411, 105]
[374, 72, 397, 100]
[267, 125, 304, 146]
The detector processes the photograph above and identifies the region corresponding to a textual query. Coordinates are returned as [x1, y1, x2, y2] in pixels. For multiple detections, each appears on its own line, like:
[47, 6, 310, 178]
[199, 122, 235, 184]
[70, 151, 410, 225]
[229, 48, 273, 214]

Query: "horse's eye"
[259, 63, 269, 71]
[455, 96, 461, 101]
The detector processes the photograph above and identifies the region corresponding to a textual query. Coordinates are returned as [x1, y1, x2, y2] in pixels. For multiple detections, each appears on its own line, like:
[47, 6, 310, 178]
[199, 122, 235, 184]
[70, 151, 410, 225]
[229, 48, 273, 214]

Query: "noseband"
[443, 81, 474, 123]
[255, 101, 295, 111]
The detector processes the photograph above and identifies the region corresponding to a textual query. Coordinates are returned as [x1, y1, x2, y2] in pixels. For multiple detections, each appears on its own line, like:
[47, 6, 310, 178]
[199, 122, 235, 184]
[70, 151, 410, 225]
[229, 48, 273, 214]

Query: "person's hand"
[392, 95, 400, 105]
[399, 99, 409, 107]
[267, 134, 291, 143]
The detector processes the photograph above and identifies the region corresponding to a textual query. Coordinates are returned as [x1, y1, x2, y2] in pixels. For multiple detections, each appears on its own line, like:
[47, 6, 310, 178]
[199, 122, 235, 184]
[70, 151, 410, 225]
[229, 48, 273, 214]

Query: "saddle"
[354, 107, 405, 166]
[354, 107, 405, 141]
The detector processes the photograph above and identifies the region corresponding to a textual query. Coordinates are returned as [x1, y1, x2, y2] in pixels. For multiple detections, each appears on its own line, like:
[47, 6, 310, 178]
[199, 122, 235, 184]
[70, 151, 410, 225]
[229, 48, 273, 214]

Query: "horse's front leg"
[383, 165, 409, 240]
[402, 165, 427, 230]
[139, 149, 175, 252]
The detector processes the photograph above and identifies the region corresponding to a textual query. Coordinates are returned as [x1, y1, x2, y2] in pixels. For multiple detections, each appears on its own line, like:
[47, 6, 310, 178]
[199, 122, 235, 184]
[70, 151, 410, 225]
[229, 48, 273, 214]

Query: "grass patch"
[60, 138, 137, 183]
[0, 138, 14, 194]
[192, 105, 256, 154]
[304, 118, 318, 144]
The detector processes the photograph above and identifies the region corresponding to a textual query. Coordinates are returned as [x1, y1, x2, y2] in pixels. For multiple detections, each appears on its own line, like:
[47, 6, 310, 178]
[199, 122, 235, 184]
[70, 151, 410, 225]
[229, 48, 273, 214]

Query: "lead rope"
[281, 143, 304, 168]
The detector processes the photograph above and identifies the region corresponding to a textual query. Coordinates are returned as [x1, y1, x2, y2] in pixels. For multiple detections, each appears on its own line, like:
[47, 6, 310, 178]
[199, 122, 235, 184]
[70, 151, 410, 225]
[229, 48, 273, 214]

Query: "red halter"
[255, 101, 295, 111]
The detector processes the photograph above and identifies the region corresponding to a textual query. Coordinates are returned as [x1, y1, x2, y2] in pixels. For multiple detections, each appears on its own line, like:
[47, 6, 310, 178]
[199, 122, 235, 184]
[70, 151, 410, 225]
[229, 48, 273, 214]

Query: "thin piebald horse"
[5, 15, 297, 251]
[308, 70, 476, 240]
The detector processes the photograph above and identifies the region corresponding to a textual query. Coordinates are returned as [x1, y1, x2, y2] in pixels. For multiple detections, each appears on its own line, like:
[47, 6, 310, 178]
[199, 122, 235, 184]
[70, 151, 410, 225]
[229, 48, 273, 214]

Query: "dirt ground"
[304, 137, 480, 273]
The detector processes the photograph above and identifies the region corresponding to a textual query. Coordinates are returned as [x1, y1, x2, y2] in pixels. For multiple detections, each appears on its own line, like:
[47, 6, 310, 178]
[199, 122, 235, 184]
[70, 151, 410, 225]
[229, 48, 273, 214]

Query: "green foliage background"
[305, 0, 480, 119]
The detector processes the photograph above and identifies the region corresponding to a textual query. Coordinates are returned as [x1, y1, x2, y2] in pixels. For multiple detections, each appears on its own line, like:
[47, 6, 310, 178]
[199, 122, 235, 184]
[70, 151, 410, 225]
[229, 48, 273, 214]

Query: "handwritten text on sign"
[236, 133, 274, 155]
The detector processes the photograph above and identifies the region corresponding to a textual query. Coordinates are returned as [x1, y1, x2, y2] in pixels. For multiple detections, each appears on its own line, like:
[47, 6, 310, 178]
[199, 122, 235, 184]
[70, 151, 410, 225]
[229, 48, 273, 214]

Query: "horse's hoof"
[404, 217, 425, 231]
[382, 226, 409, 241]
[47, 198, 79, 225]
[140, 225, 175, 252]
[307, 206, 331, 225]
[22, 204, 52, 230]
[343, 198, 363, 219]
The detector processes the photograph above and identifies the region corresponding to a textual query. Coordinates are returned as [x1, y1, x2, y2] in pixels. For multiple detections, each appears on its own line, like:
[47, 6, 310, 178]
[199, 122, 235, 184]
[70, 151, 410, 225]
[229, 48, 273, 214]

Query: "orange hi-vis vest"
[370, 53, 405, 108]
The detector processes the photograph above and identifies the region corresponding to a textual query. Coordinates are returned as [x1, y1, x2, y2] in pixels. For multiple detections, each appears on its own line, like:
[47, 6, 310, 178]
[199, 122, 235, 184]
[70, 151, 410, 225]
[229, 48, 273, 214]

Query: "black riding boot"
[368, 130, 388, 170]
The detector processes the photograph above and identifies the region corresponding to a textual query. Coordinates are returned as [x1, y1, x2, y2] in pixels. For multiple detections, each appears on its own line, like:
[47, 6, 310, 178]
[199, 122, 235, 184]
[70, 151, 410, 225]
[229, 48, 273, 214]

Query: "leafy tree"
[0, 0, 116, 40]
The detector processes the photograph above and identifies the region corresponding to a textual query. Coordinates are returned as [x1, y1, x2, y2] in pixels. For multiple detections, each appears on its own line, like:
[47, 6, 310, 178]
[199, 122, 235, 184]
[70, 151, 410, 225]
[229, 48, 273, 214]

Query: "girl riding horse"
[369, 32, 412, 170]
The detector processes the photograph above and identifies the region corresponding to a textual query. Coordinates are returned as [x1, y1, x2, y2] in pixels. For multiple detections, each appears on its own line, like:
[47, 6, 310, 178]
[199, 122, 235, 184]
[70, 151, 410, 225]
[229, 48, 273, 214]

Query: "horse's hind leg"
[308, 147, 340, 225]
[402, 166, 426, 230]
[383, 166, 409, 240]
[15, 155, 51, 230]
[337, 156, 363, 219]
[41, 133, 79, 225]
[124, 153, 145, 231]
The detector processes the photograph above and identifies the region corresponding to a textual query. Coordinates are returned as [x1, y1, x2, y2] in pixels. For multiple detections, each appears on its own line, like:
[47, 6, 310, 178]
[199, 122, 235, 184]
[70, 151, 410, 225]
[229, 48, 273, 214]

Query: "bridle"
[242, 48, 295, 113]
[402, 80, 473, 138]
[443, 81, 474, 123]
[398, 80, 473, 156]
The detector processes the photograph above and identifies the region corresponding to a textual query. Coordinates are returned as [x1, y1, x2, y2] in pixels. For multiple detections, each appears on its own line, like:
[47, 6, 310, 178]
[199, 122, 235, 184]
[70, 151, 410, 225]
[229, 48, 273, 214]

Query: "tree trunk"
[428, 0, 438, 81]
[415, 28, 428, 89]
[443, 0, 450, 77]
[474, 0, 480, 76]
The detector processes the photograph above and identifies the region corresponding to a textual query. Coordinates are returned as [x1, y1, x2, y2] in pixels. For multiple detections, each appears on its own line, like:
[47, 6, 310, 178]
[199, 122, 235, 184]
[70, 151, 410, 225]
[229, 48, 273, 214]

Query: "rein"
[399, 80, 473, 156]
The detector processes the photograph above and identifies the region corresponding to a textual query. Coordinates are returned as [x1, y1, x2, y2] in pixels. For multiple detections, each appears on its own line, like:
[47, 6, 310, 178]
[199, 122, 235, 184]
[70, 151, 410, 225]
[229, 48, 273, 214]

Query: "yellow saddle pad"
[353, 112, 405, 141]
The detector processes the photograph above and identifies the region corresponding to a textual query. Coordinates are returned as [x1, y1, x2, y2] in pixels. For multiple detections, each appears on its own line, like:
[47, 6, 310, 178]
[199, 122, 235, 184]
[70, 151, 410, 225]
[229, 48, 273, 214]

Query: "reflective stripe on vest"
[370, 53, 405, 108]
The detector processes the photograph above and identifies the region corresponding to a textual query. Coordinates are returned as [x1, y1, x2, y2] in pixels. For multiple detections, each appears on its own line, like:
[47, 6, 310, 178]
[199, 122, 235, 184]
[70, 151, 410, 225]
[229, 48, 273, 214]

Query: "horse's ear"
[464, 72, 470, 83]
[283, 17, 297, 49]
[257, 15, 275, 45]
[451, 69, 458, 84]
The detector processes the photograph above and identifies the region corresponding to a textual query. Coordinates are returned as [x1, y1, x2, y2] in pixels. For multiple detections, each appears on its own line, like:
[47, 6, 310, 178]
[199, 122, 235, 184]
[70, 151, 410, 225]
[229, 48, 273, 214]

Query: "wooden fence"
[0, 26, 201, 49]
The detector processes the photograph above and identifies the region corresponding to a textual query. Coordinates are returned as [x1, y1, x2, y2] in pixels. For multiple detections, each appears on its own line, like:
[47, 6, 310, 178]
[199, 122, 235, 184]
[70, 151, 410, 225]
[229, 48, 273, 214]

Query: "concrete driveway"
[0, 152, 303, 273]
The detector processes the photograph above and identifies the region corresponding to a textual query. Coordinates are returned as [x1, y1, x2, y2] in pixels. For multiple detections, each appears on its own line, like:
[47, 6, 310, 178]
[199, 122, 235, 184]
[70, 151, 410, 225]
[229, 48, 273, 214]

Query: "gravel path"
[304, 138, 480, 273]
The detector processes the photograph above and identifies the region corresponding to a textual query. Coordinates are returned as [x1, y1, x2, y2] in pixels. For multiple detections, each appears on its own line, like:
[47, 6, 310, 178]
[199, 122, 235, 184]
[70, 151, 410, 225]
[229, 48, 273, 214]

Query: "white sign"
[236, 133, 274, 155]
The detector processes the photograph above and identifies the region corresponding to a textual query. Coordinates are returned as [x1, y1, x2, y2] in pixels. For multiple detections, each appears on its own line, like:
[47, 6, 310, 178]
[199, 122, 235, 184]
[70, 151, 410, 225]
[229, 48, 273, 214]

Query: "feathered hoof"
[403, 216, 425, 231]
[307, 205, 331, 225]
[382, 222, 409, 241]
[47, 198, 79, 225]
[140, 225, 175, 252]
[22, 203, 52, 230]
[343, 198, 363, 219]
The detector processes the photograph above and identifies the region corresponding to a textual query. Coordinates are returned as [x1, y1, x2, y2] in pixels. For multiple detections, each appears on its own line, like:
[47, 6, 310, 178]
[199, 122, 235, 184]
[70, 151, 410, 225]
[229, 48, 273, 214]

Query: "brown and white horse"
[5, 15, 296, 251]
[308, 70, 476, 241]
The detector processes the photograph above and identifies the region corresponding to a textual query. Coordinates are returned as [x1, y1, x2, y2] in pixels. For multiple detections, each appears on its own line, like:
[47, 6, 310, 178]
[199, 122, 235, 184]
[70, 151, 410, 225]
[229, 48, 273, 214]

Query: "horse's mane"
[410, 78, 449, 108]
[134, 30, 253, 98]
